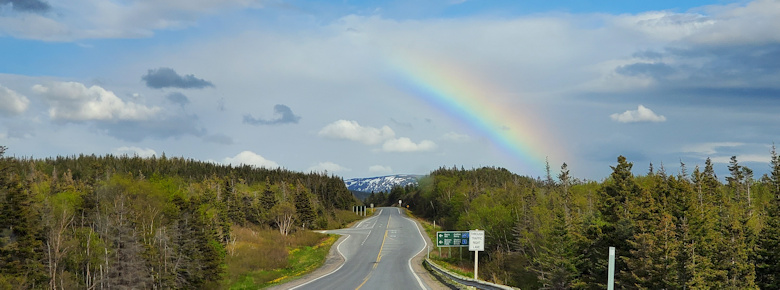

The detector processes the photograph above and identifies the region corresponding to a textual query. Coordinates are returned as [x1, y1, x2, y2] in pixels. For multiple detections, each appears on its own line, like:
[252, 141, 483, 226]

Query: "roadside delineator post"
[608, 247, 615, 290]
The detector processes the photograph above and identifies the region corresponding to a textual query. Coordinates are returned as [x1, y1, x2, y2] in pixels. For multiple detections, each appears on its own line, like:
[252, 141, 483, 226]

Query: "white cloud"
[442, 132, 470, 142]
[610, 105, 666, 123]
[0, 85, 30, 115]
[682, 142, 745, 155]
[710, 154, 770, 164]
[307, 162, 350, 173]
[114, 146, 157, 158]
[318, 120, 396, 145]
[688, 0, 780, 45]
[382, 137, 437, 152]
[318, 120, 438, 153]
[369, 165, 393, 174]
[32, 82, 160, 121]
[223, 151, 279, 168]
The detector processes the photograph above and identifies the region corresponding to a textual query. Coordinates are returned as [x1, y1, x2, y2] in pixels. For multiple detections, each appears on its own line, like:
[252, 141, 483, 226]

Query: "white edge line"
[290, 208, 384, 289]
[405, 213, 430, 290]
[289, 234, 351, 290]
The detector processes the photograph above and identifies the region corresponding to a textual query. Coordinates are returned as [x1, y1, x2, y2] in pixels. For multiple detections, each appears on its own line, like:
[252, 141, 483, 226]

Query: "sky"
[1, 0, 779, 181]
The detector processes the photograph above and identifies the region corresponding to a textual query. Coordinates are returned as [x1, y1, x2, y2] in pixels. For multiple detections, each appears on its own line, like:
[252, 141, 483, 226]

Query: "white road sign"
[468, 230, 485, 251]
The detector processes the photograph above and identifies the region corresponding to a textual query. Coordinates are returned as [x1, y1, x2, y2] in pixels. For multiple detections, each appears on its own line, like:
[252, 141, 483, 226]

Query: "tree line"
[0, 147, 358, 289]
[374, 149, 780, 289]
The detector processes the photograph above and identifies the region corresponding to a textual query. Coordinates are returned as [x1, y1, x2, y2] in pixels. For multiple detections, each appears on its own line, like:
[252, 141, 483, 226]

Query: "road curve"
[287, 207, 432, 290]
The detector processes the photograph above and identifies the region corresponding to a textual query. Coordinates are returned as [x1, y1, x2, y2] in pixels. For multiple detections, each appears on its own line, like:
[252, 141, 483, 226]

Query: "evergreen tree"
[260, 188, 277, 211]
[0, 176, 47, 288]
[757, 144, 780, 289]
[727, 156, 744, 201]
[534, 209, 578, 289]
[222, 178, 244, 224]
[294, 184, 316, 230]
[579, 156, 637, 289]
[687, 159, 728, 288]
[173, 199, 225, 288]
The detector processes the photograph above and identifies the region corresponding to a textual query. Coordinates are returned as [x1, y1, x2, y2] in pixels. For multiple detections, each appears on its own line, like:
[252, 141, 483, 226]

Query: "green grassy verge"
[225, 231, 337, 289]
[223, 209, 368, 289]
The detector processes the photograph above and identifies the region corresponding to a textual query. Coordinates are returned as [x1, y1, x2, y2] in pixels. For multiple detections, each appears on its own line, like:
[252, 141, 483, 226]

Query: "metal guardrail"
[424, 258, 518, 290]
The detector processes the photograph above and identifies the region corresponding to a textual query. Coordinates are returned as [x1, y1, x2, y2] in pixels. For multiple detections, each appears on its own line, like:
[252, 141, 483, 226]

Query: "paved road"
[290, 207, 431, 290]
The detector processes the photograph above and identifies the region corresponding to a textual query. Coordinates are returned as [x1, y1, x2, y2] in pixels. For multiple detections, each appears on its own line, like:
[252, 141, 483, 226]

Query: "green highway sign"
[436, 231, 469, 247]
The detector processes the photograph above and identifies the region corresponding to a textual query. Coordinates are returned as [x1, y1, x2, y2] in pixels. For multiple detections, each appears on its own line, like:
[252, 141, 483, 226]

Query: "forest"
[368, 148, 780, 289]
[0, 146, 359, 289]
[4, 142, 780, 289]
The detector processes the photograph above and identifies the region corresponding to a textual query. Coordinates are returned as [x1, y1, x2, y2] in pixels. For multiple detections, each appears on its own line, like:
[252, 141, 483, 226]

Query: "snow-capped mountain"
[344, 174, 422, 193]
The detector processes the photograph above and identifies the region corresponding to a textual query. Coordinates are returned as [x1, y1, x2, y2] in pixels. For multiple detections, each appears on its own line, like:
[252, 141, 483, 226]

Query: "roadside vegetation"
[222, 228, 338, 289]
[370, 147, 780, 289]
[0, 146, 361, 289]
[410, 211, 475, 279]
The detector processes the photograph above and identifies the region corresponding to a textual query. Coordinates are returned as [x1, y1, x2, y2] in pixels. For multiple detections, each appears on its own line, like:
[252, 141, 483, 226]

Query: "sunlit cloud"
[610, 105, 666, 123]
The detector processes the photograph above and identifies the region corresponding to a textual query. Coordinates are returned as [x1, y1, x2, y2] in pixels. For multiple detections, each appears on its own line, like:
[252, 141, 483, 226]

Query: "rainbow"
[386, 52, 565, 175]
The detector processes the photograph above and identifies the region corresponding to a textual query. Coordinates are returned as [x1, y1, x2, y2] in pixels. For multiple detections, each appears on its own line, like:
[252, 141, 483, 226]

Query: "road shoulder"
[404, 210, 453, 290]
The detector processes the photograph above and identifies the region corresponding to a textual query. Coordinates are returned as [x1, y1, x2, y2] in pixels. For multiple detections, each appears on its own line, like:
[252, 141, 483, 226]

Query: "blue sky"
[1, 0, 779, 181]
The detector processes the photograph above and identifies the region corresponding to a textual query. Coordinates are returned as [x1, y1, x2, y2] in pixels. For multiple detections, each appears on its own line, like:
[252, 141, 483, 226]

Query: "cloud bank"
[0, 85, 29, 115]
[318, 120, 438, 152]
[318, 120, 396, 145]
[382, 137, 437, 152]
[32, 82, 160, 121]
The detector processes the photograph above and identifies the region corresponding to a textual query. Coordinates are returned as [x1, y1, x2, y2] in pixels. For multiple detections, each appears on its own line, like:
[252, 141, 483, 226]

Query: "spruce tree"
[0, 176, 47, 287]
[534, 209, 577, 289]
[294, 184, 316, 230]
[579, 156, 637, 288]
[687, 159, 727, 288]
[757, 144, 780, 289]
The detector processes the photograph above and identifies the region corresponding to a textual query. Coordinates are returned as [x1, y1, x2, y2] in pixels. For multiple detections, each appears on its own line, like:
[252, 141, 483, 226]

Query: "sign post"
[469, 230, 485, 281]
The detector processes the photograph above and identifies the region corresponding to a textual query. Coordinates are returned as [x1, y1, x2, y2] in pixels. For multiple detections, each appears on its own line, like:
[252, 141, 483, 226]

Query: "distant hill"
[344, 174, 422, 198]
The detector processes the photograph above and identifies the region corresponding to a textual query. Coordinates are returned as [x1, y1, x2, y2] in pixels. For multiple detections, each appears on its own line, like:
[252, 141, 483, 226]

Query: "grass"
[222, 226, 337, 289]
[327, 208, 370, 229]
[222, 209, 369, 289]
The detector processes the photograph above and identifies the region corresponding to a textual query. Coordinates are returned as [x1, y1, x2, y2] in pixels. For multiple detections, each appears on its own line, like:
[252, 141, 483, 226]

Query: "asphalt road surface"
[290, 207, 431, 290]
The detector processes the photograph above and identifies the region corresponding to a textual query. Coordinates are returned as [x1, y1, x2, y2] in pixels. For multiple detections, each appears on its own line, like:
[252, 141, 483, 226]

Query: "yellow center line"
[376, 215, 391, 263]
[355, 215, 391, 290]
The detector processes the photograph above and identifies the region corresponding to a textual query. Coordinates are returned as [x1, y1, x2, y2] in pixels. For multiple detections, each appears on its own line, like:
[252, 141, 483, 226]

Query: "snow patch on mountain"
[344, 174, 422, 193]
